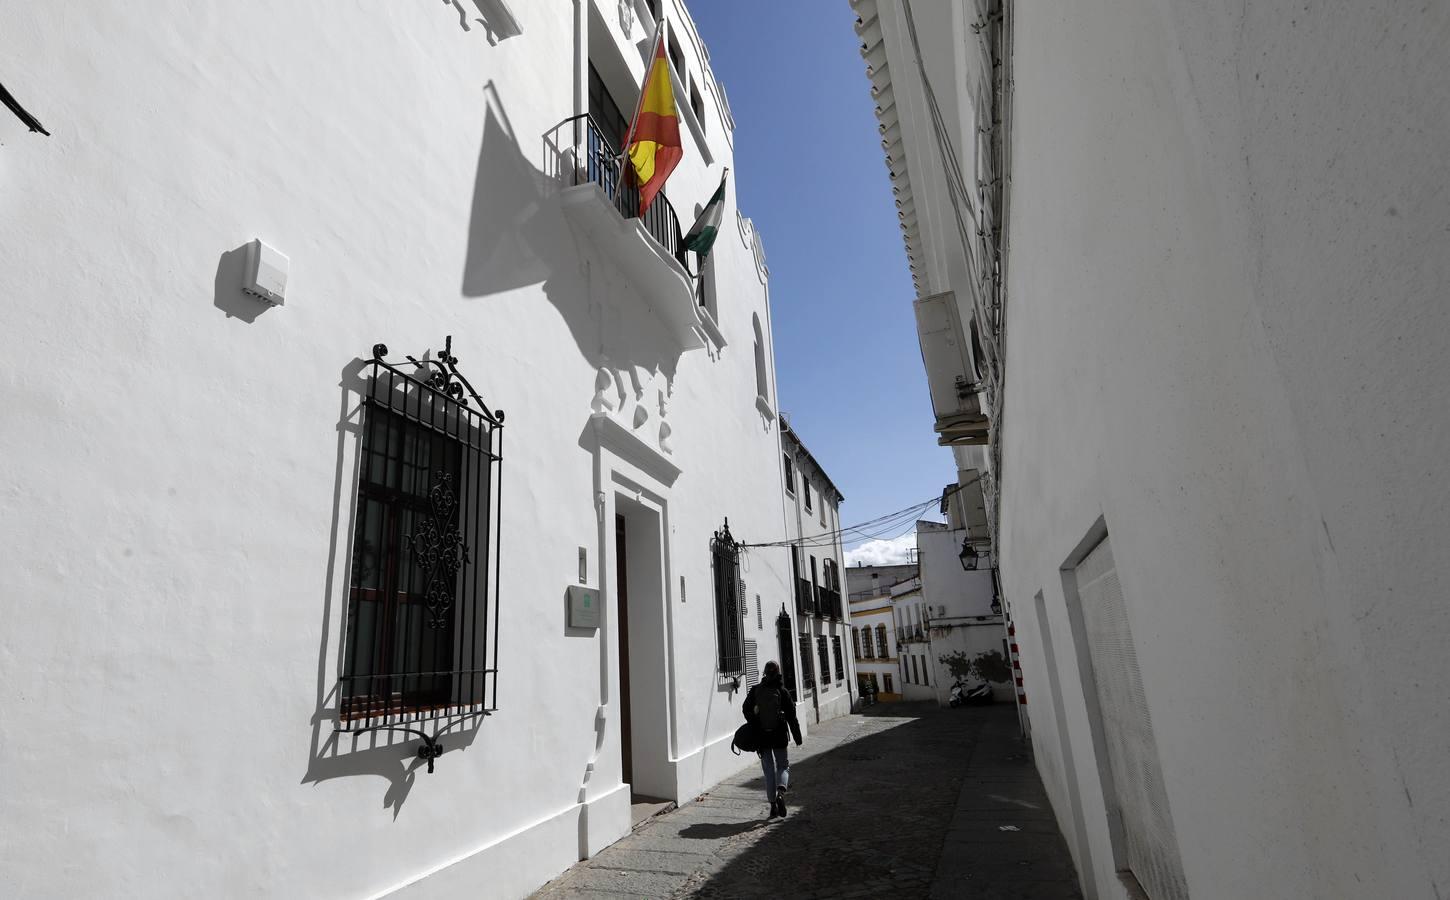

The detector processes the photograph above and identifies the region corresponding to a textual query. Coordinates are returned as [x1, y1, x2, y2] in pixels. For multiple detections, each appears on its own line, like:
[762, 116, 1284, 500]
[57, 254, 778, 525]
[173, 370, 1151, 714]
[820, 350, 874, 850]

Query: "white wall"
[997, 2, 1450, 899]
[918, 525, 1008, 703]
[0, 2, 804, 897]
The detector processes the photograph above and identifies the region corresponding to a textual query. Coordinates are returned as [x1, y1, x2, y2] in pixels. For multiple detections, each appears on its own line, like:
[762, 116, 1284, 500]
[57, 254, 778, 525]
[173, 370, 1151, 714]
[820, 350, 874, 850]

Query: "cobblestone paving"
[531, 703, 1081, 899]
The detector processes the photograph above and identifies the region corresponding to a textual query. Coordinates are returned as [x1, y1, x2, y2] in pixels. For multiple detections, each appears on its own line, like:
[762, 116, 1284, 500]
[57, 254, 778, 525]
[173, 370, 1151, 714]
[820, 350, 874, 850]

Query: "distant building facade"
[916, 521, 1008, 704]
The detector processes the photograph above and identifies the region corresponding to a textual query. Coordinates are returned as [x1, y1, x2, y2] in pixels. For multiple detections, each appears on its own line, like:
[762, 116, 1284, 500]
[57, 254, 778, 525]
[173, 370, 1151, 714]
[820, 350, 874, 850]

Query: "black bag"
[731, 721, 760, 755]
[754, 686, 782, 733]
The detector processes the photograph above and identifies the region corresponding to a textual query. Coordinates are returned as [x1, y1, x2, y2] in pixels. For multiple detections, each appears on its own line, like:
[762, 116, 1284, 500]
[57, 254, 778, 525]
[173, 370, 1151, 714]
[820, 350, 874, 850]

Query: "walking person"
[743, 660, 802, 819]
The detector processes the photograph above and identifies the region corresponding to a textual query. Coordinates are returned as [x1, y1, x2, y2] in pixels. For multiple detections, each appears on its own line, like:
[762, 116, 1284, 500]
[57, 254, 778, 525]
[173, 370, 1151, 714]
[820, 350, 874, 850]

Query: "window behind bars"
[340, 341, 503, 731]
[711, 520, 744, 676]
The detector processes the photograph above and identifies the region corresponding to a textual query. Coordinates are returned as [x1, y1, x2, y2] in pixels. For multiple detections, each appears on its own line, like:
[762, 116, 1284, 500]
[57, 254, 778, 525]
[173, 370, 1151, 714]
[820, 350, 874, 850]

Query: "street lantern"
[959, 537, 979, 571]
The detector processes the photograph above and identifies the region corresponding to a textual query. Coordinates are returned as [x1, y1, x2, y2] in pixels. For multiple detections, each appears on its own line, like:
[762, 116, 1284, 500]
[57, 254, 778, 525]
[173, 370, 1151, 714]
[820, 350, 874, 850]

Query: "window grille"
[712, 519, 744, 676]
[798, 634, 815, 690]
[817, 636, 830, 689]
[852, 628, 862, 660]
[832, 635, 844, 682]
[777, 608, 798, 699]
[756, 593, 763, 631]
[339, 338, 504, 768]
[877, 624, 888, 659]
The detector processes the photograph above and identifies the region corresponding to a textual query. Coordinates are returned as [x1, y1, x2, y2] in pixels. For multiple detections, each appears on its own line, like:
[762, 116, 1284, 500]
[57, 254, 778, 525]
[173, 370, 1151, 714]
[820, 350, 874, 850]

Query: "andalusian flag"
[684, 169, 729, 258]
[625, 31, 683, 215]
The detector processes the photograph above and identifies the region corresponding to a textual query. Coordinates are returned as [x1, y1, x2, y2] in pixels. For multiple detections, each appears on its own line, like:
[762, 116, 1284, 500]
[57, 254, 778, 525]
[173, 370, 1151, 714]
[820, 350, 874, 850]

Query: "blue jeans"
[759, 746, 790, 801]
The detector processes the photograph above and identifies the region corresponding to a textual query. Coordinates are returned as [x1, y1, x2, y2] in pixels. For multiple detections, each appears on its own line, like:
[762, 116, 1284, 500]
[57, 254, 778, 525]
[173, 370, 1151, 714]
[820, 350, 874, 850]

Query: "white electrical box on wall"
[242, 238, 288, 306]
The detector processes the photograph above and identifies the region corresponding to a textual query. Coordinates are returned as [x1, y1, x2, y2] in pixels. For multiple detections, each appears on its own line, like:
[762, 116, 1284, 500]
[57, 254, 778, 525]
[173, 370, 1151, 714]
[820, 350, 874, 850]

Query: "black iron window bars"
[712, 519, 745, 677]
[337, 338, 504, 772]
[798, 634, 815, 691]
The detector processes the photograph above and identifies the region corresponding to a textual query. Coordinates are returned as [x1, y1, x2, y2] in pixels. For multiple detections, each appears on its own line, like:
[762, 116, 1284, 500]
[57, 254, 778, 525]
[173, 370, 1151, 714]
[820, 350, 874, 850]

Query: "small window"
[711, 520, 744, 676]
[820, 493, 827, 526]
[783, 454, 795, 495]
[803, 480, 812, 513]
[832, 635, 844, 682]
[697, 254, 716, 316]
[852, 628, 862, 660]
[798, 634, 815, 690]
[861, 626, 873, 659]
[876, 624, 888, 658]
[752, 314, 768, 401]
[690, 79, 706, 132]
[969, 317, 986, 381]
[884, 673, 893, 694]
[756, 593, 763, 630]
[816, 636, 830, 689]
[668, 28, 686, 78]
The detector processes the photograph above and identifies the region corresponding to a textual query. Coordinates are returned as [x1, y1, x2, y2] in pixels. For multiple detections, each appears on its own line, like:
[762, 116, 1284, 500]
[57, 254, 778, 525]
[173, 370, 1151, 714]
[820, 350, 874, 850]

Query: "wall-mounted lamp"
[959, 537, 979, 571]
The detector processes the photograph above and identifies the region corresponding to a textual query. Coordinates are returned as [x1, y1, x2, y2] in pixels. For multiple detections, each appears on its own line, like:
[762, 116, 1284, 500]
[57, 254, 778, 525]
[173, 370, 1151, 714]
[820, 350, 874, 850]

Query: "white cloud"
[845, 532, 917, 567]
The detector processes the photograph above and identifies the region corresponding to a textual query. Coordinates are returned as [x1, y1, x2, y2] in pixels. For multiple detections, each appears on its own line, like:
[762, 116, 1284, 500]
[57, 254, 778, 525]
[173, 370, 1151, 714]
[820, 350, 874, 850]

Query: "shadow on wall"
[461, 82, 683, 385]
[300, 359, 483, 818]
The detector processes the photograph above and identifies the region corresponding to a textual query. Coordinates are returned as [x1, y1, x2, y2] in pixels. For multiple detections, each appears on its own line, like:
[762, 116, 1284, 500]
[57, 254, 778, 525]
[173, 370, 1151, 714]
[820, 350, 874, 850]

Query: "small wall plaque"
[567, 584, 600, 629]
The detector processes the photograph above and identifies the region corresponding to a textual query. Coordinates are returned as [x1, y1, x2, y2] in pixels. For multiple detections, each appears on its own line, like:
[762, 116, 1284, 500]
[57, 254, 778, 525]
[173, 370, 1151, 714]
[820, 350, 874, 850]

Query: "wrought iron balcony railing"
[544, 114, 686, 270]
[818, 587, 843, 620]
[796, 578, 817, 617]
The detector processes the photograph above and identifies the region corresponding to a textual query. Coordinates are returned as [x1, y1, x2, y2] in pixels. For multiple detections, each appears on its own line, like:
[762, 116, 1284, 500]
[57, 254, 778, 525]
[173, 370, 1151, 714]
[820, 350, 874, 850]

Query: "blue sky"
[690, 2, 953, 559]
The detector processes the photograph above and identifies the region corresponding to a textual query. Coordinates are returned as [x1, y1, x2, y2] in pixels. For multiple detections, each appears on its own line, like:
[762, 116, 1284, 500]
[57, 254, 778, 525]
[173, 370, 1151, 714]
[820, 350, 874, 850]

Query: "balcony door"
[588, 63, 628, 155]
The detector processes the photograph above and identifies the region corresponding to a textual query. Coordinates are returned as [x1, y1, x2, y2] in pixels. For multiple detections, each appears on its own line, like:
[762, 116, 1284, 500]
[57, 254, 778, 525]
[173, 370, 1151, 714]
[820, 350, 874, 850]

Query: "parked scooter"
[949, 679, 994, 707]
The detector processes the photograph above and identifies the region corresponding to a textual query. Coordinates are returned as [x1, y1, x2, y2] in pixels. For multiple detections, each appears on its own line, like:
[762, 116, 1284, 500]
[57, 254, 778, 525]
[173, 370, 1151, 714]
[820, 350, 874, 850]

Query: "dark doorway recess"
[616, 514, 633, 784]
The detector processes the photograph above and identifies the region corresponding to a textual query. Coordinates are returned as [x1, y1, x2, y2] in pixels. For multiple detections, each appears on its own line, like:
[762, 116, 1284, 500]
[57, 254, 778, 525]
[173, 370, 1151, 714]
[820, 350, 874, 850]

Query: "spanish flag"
[626, 33, 683, 215]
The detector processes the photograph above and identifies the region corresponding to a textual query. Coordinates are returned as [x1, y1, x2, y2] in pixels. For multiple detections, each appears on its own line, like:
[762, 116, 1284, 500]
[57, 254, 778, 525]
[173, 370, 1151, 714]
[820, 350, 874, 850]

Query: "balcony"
[818, 587, 843, 620]
[796, 578, 817, 617]
[544, 115, 704, 351]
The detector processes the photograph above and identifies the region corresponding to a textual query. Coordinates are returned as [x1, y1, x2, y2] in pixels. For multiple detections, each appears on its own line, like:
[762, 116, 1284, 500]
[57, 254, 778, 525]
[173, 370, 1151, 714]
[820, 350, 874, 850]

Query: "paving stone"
[530, 703, 1081, 899]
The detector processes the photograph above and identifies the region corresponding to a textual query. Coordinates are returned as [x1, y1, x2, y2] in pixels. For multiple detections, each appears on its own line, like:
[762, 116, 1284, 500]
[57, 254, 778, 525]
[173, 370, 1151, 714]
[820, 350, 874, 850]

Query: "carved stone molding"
[589, 362, 676, 457]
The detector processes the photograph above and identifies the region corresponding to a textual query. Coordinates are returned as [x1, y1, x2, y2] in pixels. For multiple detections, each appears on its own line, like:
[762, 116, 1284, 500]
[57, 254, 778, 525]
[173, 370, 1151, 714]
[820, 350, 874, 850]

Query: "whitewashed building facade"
[916, 520, 1009, 705]
[778, 419, 853, 723]
[0, 2, 833, 897]
[854, 1, 1450, 898]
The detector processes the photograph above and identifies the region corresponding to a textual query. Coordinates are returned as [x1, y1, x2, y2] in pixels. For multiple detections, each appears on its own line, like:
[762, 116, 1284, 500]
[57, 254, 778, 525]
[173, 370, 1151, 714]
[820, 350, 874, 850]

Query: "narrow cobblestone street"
[532, 703, 1080, 899]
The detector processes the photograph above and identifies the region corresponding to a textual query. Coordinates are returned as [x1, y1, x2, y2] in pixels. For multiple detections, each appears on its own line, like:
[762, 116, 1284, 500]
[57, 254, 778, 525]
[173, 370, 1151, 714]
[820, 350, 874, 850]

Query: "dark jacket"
[743, 676, 802, 749]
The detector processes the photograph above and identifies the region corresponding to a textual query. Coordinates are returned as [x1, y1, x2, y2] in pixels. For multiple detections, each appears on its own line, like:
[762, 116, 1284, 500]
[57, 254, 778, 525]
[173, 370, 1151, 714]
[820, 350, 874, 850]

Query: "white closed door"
[1075, 536, 1188, 899]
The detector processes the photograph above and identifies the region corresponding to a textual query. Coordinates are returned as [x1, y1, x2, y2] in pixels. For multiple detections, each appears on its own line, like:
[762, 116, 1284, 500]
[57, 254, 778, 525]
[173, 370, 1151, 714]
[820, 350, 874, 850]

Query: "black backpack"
[754, 684, 782, 733]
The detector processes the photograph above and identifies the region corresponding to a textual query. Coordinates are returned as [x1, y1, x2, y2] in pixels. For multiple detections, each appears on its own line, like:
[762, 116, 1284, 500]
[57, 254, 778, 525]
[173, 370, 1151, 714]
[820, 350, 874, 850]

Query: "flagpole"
[619, 11, 667, 163]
